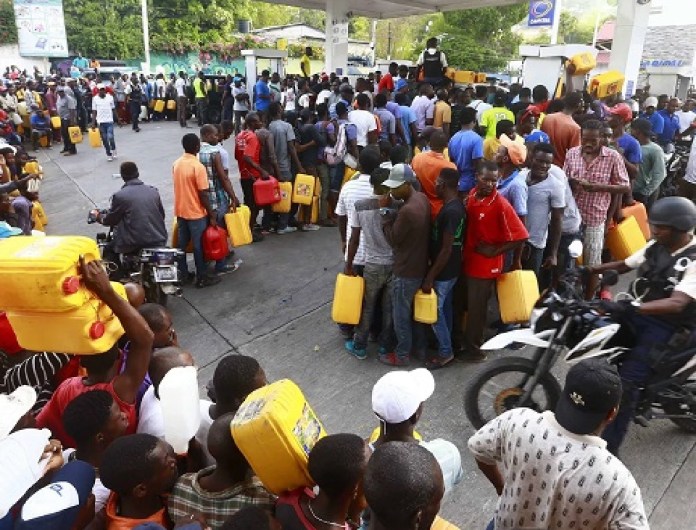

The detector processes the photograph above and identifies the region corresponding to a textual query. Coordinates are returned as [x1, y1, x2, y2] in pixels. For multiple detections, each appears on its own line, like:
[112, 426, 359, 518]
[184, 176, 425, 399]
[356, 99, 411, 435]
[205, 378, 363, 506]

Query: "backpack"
[325, 123, 347, 166]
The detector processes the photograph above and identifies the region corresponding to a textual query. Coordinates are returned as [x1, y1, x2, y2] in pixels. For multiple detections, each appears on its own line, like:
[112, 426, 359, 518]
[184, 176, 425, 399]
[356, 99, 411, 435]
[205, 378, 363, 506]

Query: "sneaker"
[63, 152, 76, 156]
[425, 354, 455, 370]
[345, 340, 367, 360]
[276, 226, 297, 235]
[378, 352, 410, 367]
[301, 223, 320, 232]
[215, 261, 240, 276]
[378, 346, 388, 356]
[112, 150, 118, 159]
[107, 155, 113, 161]
[195, 275, 221, 288]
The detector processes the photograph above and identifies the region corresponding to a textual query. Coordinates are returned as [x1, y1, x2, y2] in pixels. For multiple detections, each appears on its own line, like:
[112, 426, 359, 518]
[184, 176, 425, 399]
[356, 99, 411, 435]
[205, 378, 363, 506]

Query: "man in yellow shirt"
[192, 72, 207, 126]
[432, 89, 452, 137]
[479, 89, 514, 140]
[300, 47, 312, 79]
[483, 119, 515, 161]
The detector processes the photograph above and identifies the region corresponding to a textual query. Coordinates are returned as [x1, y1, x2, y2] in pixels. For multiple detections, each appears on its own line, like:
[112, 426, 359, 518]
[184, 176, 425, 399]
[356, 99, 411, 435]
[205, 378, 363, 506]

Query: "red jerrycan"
[203, 225, 229, 262]
[253, 176, 281, 207]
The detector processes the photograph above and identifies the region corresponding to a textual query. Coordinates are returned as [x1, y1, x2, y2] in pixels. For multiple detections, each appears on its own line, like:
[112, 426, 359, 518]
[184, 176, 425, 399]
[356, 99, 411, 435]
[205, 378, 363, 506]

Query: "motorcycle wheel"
[144, 281, 168, 307]
[663, 388, 696, 433]
[464, 356, 562, 430]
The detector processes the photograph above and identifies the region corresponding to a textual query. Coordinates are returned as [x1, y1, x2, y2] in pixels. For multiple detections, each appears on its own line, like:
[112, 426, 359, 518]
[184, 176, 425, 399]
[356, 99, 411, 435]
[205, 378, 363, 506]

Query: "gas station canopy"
[259, 0, 520, 19]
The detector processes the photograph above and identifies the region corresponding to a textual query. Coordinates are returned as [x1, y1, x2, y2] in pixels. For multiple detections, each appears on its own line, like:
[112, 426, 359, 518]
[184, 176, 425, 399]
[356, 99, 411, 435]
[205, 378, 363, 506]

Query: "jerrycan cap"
[62, 276, 81, 295]
[89, 321, 105, 339]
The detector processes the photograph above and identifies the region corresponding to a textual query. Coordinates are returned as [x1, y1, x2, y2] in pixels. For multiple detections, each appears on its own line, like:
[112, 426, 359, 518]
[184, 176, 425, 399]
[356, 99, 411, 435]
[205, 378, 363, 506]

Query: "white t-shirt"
[625, 238, 696, 299]
[175, 78, 186, 98]
[137, 385, 164, 439]
[548, 165, 582, 235]
[283, 88, 296, 111]
[232, 85, 248, 112]
[316, 89, 332, 106]
[676, 109, 696, 133]
[92, 94, 115, 124]
[298, 93, 311, 109]
[469, 99, 492, 124]
[519, 168, 567, 249]
[469, 408, 649, 530]
[155, 78, 166, 98]
[348, 109, 377, 147]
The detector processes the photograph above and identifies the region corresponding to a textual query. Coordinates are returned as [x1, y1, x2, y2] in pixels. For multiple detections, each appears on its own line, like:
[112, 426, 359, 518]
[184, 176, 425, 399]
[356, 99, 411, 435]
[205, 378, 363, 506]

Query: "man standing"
[564, 120, 630, 295]
[174, 71, 188, 128]
[56, 86, 77, 156]
[469, 358, 649, 529]
[541, 91, 582, 167]
[349, 93, 378, 149]
[656, 97, 681, 152]
[630, 118, 666, 209]
[638, 96, 664, 139]
[91, 84, 117, 161]
[377, 63, 398, 95]
[395, 93, 418, 151]
[675, 99, 696, 136]
[300, 47, 312, 79]
[254, 70, 271, 117]
[422, 168, 464, 369]
[432, 89, 451, 137]
[461, 161, 528, 361]
[416, 37, 448, 88]
[231, 78, 249, 135]
[479, 90, 514, 140]
[373, 93, 396, 145]
[381, 163, 431, 366]
[172, 133, 220, 288]
[608, 103, 642, 189]
[193, 72, 207, 126]
[448, 107, 483, 195]
[411, 129, 456, 220]
[235, 113, 267, 234]
[411, 84, 435, 134]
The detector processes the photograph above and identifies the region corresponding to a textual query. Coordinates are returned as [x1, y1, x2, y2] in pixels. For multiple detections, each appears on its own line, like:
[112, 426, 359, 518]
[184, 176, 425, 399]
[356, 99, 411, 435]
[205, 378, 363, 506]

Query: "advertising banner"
[13, 0, 68, 57]
[528, 0, 557, 28]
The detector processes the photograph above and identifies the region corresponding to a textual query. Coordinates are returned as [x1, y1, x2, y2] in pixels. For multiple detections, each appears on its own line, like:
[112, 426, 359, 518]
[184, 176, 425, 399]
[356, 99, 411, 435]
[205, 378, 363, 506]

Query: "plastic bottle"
[159, 366, 201, 454]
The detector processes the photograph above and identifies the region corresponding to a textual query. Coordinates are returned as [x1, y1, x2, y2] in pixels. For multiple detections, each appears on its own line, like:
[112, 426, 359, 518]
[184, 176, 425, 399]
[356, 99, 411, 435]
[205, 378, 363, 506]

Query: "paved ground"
[34, 120, 695, 529]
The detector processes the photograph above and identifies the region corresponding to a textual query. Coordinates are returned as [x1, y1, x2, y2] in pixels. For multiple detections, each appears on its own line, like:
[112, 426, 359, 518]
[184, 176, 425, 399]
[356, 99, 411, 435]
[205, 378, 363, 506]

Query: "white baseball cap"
[0, 386, 37, 440]
[644, 96, 658, 108]
[372, 368, 435, 423]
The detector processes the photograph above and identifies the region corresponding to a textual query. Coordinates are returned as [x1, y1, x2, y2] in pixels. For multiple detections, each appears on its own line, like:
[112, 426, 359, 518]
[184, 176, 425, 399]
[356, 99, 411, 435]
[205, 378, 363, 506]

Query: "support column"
[608, 0, 651, 97]
[325, 0, 349, 76]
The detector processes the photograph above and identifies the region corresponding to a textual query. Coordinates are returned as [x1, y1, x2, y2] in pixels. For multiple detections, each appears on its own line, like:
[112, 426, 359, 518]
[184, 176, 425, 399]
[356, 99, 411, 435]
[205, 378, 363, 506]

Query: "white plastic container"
[159, 366, 201, 454]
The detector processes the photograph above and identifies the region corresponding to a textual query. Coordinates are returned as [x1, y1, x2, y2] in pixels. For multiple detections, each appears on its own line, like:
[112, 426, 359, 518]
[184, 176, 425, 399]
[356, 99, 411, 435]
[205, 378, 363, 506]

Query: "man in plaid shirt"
[564, 119, 630, 297]
[168, 414, 276, 529]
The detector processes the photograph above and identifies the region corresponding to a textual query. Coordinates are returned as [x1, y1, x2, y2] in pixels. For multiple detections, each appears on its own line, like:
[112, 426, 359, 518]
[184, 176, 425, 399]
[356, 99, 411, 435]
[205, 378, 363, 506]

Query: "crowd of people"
[1, 40, 696, 530]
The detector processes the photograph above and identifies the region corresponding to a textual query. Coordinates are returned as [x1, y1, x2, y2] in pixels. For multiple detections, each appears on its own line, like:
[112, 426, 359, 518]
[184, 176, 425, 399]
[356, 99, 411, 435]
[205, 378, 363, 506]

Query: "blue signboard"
[528, 0, 556, 28]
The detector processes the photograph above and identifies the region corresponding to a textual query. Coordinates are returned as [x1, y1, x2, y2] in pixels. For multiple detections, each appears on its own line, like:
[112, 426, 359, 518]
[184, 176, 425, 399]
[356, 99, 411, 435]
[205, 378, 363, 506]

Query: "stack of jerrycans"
[0, 236, 127, 354]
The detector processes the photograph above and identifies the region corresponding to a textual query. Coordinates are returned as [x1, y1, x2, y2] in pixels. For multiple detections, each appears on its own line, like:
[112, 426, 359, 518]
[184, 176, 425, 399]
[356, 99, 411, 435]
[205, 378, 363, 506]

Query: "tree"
[0, 0, 17, 45]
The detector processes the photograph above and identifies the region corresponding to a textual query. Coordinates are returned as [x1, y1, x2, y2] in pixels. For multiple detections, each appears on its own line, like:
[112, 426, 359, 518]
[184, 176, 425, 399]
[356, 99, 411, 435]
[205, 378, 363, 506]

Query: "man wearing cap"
[468, 358, 649, 529]
[608, 102, 642, 196]
[371, 369, 463, 493]
[639, 96, 664, 140]
[29, 104, 51, 150]
[630, 118, 666, 209]
[92, 83, 117, 161]
[56, 86, 77, 156]
[495, 135, 528, 223]
[380, 163, 431, 366]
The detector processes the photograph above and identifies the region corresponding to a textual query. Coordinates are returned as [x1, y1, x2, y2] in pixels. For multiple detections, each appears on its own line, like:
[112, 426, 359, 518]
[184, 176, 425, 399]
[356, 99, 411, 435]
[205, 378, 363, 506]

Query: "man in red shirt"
[460, 160, 528, 362]
[540, 92, 582, 167]
[36, 258, 154, 447]
[235, 112, 269, 232]
[412, 129, 456, 220]
[377, 62, 398, 95]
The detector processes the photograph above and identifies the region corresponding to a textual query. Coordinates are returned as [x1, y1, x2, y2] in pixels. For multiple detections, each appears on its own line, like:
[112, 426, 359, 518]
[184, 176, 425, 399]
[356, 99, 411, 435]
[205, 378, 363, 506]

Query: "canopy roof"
[259, 0, 523, 19]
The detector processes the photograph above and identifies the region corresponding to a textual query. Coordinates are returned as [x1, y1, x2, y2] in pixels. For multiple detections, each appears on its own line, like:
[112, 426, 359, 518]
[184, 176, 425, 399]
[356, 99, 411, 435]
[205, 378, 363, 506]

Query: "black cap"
[555, 358, 622, 435]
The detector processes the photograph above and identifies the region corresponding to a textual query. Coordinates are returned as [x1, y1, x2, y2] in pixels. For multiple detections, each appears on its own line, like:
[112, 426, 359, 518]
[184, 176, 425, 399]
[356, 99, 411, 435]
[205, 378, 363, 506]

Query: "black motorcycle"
[659, 138, 692, 199]
[88, 210, 183, 306]
[463, 253, 696, 436]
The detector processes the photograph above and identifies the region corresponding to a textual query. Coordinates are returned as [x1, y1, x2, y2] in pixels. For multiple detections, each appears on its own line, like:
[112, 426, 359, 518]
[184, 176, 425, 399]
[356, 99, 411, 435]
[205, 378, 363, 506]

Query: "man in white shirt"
[316, 80, 332, 106]
[410, 83, 435, 133]
[349, 93, 378, 148]
[91, 83, 117, 161]
[468, 85, 492, 124]
[469, 359, 649, 530]
[231, 78, 249, 135]
[174, 71, 188, 128]
[675, 99, 695, 136]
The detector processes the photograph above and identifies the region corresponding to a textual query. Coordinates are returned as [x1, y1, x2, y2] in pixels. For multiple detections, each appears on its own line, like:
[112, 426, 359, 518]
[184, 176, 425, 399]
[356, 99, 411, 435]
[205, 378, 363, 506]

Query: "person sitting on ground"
[36, 259, 154, 447]
[276, 433, 369, 530]
[370, 368, 463, 494]
[98, 433, 179, 528]
[29, 104, 51, 150]
[468, 358, 649, 529]
[168, 413, 276, 529]
[363, 442, 444, 530]
[62, 389, 129, 512]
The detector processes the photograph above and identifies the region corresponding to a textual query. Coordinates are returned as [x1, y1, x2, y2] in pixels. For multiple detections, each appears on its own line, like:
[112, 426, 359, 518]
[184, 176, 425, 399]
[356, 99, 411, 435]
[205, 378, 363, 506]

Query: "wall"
[0, 44, 49, 74]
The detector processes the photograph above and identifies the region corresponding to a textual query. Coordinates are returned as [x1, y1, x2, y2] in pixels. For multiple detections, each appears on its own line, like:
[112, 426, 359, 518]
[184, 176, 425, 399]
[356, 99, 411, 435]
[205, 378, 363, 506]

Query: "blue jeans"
[353, 263, 394, 350]
[602, 313, 677, 454]
[99, 122, 116, 155]
[432, 277, 457, 357]
[176, 216, 207, 281]
[392, 276, 426, 360]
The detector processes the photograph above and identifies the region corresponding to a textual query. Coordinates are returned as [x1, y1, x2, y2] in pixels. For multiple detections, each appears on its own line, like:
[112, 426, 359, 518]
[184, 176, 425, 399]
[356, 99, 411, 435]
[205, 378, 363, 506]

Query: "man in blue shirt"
[29, 104, 51, 150]
[448, 107, 483, 194]
[395, 92, 417, 149]
[639, 96, 664, 140]
[608, 103, 642, 195]
[656, 97, 681, 152]
[254, 70, 271, 116]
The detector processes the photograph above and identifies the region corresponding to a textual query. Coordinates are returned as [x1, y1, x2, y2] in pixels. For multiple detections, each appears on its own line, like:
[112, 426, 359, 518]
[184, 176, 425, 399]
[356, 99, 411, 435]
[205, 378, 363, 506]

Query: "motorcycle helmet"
[649, 197, 696, 232]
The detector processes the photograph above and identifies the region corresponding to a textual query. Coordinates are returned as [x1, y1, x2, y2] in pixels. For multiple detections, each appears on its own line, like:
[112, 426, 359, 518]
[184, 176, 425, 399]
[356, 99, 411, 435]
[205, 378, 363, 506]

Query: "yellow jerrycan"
[68, 126, 83, 144]
[431, 516, 461, 530]
[621, 202, 650, 241]
[496, 270, 540, 324]
[606, 215, 646, 261]
[414, 289, 438, 324]
[154, 99, 165, 113]
[313, 176, 322, 198]
[50, 116, 61, 129]
[231, 379, 327, 494]
[569, 52, 597, 76]
[7, 281, 127, 355]
[292, 173, 315, 205]
[224, 204, 252, 247]
[272, 182, 292, 213]
[171, 219, 194, 253]
[166, 99, 176, 110]
[0, 236, 103, 313]
[331, 273, 364, 325]
[88, 128, 102, 148]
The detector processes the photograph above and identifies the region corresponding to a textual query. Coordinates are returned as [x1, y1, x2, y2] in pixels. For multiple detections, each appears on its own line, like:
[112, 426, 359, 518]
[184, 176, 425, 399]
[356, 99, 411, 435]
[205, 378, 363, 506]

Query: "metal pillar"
[141, 0, 151, 74]
[325, 0, 349, 76]
[609, 0, 652, 97]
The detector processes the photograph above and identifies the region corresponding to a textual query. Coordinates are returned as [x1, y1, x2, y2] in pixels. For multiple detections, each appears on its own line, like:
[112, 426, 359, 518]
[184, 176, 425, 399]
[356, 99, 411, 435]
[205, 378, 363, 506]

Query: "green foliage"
[0, 0, 17, 45]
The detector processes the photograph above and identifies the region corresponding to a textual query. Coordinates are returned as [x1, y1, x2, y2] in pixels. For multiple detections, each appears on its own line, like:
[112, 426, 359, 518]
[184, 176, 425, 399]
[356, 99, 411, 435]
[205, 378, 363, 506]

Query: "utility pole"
[141, 0, 151, 73]
[387, 22, 392, 61]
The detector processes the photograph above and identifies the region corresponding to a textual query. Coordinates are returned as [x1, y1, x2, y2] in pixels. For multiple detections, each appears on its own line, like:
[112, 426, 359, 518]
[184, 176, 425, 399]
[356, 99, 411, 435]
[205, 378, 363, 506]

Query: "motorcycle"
[463, 241, 696, 436]
[660, 138, 692, 199]
[88, 210, 183, 306]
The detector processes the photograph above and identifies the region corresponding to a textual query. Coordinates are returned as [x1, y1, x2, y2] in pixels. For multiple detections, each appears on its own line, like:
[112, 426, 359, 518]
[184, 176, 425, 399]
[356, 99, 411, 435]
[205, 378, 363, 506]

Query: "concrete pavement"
[34, 120, 696, 529]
